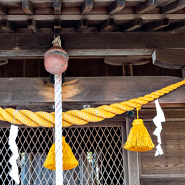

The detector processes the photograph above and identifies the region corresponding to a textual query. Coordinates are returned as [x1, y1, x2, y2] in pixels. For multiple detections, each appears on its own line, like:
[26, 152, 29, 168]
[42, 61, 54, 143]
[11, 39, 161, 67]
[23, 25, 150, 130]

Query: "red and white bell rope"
[55, 74, 63, 185]
[44, 35, 68, 185]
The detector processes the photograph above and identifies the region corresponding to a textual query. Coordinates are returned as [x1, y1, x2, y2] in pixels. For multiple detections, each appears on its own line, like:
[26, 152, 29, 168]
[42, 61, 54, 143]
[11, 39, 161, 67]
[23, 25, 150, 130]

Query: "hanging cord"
[0, 79, 184, 127]
[53, 35, 63, 185]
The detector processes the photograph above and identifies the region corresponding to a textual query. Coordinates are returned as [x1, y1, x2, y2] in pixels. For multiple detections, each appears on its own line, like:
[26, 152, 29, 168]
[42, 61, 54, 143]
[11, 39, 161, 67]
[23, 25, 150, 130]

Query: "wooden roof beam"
[4, 14, 185, 21]
[99, 18, 116, 32]
[135, 0, 157, 14]
[53, 0, 61, 15]
[161, 0, 185, 14]
[76, 19, 88, 32]
[1, 19, 14, 33]
[27, 19, 37, 33]
[22, 0, 33, 15]
[121, 18, 142, 31]
[81, 0, 93, 15]
[0, 77, 184, 107]
[143, 18, 169, 31]
[108, 0, 125, 15]
[152, 49, 184, 69]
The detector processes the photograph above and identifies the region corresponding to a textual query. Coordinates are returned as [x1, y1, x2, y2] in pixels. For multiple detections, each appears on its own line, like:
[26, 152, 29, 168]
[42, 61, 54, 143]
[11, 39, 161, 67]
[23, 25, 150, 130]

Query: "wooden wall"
[140, 121, 185, 185]
[0, 58, 182, 78]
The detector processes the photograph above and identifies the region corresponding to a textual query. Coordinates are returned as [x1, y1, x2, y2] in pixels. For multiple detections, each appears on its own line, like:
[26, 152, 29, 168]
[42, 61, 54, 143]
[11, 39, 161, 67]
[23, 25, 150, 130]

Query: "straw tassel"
[44, 137, 78, 170]
[124, 107, 155, 152]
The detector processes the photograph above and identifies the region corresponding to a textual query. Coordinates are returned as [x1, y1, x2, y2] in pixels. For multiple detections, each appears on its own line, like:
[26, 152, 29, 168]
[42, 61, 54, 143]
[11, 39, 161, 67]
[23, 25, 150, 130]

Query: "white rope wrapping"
[53, 36, 63, 185]
[55, 74, 63, 185]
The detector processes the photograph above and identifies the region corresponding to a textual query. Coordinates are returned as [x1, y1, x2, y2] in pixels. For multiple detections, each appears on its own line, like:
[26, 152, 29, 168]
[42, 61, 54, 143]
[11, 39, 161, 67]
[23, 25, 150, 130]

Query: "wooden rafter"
[27, 19, 37, 33]
[1, 19, 14, 33]
[135, 0, 157, 14]
[81, 0, 93, 15]
[167, 20, 185, 32]
[121, 18, 142, 31]
[108, 0, 125, 15]
[99, 18, 116, 32]
[143, 18, 169, 31]
[161, 0, 185, 14]
[22, 0, 33, 15]
[76, 19, 88, 32]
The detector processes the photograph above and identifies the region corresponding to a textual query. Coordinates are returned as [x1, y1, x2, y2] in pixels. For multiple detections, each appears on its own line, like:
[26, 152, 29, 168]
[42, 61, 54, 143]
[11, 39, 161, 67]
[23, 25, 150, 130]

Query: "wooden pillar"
[122, 64, 133, 76]
[126, 117, 140, 185]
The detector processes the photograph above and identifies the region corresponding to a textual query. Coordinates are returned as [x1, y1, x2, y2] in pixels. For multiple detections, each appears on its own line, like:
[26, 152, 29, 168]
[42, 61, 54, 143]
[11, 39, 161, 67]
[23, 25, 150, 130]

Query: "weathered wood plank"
[138, 108, 185, 119]
[161, 0, 185, 14]
[144, 121, 185, 140]
[141, 140, 185, 157]
[0, 77, 184, 106]
[0, 49, 153, 58]
[141, 174, 185, 180]
[108, 0, 125, 15]
[141, 156, 185, 174]
[135, 0, 157, 14]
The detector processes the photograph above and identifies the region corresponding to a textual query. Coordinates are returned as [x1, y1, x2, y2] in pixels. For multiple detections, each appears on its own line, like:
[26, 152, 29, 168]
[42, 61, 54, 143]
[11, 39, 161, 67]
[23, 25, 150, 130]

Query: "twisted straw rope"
[0, 79, 184, 127]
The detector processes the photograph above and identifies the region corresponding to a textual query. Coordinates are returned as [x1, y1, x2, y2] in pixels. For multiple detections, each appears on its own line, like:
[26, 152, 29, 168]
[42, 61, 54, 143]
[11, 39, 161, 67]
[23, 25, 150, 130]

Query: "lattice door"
[0, 125, 125, 185]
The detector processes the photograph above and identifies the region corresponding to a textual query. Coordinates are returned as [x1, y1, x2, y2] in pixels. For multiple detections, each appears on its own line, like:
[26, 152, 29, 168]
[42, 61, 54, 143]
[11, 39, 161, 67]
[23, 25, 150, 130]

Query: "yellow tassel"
[124, 107, 155, 152]
[44, 137, 79, 170]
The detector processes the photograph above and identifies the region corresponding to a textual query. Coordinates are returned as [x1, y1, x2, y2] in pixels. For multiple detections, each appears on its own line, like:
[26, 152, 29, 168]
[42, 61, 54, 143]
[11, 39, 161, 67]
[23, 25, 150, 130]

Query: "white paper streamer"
[153, 99, 165, 156]
[9, 124, 20, 184]
[55, 74, 63, 185]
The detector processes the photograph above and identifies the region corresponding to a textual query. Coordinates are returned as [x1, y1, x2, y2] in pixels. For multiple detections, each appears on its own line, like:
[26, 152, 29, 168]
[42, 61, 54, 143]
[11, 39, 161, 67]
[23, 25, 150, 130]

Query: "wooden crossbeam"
[135, 0, 157, 14]
[82, 0, 93, 15]
[121, 18, 142, 31]
[53, 0, 61, 15]
[3, 14, 185, 21]
[152, 49, 185, 68]
[76, 19, 88, 32]
[143, 18, 169, 31]
[0, 33, 184, 49]
[99, 18, 116, 32]
[167, 20, 185, 32]
[0, 77, 184, 107]
[27, 19, 37, 33]
[22, 0, 33, 15]
[1, 19, 14, 33]
[108, 0, 125, 15]
[161, 0, 185, 14]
